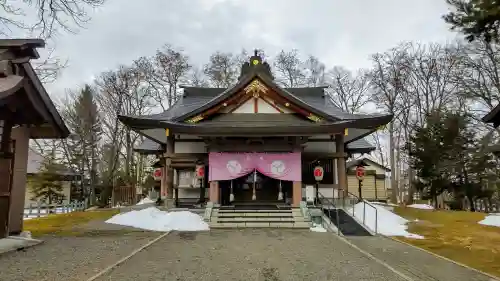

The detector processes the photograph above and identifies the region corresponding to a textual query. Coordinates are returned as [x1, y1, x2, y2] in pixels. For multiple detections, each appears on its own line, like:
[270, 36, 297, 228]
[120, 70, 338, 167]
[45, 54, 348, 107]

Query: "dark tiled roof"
[131, 86, 383, 123]
[346, 157, 391, 172]
[482, 103, 500, 128]
[134, 138, 162, 154]
[0, 39, 69, 138]
[347, 138, 375, 151]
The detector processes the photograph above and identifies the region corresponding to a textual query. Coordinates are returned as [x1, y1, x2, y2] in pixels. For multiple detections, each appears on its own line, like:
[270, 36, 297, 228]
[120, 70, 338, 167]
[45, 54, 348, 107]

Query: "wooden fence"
[24, 201, 87, 219]
[111, 185, 139, 207]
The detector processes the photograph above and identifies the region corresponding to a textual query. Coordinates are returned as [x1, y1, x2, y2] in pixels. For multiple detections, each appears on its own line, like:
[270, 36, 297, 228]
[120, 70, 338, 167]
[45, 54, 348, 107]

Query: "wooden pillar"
[292, 147, 302, 207]
[292, 181, 302, 207]
[160, 165, 166, 199]
[336, 134, 347, 198]
[209, 181, 219, 204]
[164, 135, 175, 208]
[0, 119, 13, 238]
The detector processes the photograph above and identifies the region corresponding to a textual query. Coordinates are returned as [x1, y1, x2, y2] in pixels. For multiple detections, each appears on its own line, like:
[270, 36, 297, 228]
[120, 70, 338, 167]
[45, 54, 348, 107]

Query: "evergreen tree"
[63, 84, 102, 205]
[29, 151, 66, 205]
[444, 0, 500, 42]
[407, 111, 473, 207]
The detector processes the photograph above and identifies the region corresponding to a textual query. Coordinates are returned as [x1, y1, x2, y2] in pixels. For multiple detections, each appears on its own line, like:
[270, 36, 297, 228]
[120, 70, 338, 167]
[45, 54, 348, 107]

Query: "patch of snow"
[348, 202, 424, 239]
[479, 214, 500, 227]
[371, 201, 398, 207]
[136, 197, 155, 205]
[407, 204, 434, 210]
[310, 224, 327, 233]
[105, 207, 210, 232]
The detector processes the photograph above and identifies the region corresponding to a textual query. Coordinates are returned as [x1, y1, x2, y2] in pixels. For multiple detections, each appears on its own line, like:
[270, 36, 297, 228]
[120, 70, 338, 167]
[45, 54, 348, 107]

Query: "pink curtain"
[209, 152, 301, 182]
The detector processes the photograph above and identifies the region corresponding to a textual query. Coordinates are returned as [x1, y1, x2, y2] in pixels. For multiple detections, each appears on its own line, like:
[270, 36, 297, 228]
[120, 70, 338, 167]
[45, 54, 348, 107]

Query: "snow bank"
[407, 204, 434, 210]
[479, 214, 500, 227]
[105, 207, 209, 232]
[371, 201, 398, 207]
[136, 197, 155, 205]
[348, 202, 424, 239]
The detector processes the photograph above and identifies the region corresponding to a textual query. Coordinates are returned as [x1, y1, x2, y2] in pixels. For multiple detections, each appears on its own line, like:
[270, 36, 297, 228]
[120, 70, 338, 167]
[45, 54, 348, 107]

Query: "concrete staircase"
[209, 208, 311, 229]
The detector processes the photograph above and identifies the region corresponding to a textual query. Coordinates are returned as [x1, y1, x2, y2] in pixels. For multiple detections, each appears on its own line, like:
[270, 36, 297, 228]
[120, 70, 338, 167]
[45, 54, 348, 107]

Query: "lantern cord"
[229, 180, 234, 202]
[278, 180, 283, 201]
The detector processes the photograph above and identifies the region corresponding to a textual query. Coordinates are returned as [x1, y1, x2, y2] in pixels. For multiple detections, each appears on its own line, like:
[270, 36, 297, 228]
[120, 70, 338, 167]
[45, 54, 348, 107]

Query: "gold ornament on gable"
[186, 115, 204, 123]
[307, 113, 322, 123]
[244, 79, 268, 95]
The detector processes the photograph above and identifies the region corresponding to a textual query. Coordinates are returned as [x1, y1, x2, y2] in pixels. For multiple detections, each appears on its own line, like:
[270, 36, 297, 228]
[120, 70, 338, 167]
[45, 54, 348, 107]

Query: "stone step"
[212, 214, 304, 219]
[215, 213, 293, 217]
[216, 217, 297, 223]
[209, 222, 311, 228]
[215, 209, 293, 213]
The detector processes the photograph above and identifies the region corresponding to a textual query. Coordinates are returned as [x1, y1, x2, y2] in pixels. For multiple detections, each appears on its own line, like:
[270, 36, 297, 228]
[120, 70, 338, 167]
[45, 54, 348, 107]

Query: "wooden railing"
[24, 201, 87, 219]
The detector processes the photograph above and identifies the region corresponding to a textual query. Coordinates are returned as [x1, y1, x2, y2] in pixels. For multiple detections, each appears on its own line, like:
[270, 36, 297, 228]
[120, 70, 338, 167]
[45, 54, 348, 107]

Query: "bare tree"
[1, 0, 106, 39]
[455, 39, 500, 113]
[135, 44, 191, 110]
[273, 49, 305, 87]
[95, 66, 136, 205]
[187, 66, 209, 87]
[371, 130, 388, 168]
[32, 47, 68, 83]
[369, 43, 412, 204]
[303, 55, 326, 87]
[406, 43, 461, 124]
[326, 67, 371, 113]
[203, 51, 239, 88]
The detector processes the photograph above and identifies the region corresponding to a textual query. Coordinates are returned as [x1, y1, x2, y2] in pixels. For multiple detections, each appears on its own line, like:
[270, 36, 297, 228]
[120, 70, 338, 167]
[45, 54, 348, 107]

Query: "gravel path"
[95, 229, 407, 281]
[346, 236, 494, 281]
[0, 231, 158, 281]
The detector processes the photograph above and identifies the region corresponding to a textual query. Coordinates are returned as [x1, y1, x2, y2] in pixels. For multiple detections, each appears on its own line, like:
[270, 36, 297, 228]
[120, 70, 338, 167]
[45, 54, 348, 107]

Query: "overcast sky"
[37, 0, 459, 96]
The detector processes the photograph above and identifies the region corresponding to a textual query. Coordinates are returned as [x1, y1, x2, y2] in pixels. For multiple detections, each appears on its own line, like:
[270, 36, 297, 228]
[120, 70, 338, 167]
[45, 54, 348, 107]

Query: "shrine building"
[119, 51, 392, 208]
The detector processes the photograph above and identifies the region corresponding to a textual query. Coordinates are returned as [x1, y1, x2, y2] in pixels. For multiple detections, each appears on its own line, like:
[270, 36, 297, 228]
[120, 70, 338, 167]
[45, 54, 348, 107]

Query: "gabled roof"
[174, 73, 338, 122]
[0, 39, 69, 138]
[482, 103, 500, 128]
[346, 157, 391, 172]
[119, 53, 392, 137]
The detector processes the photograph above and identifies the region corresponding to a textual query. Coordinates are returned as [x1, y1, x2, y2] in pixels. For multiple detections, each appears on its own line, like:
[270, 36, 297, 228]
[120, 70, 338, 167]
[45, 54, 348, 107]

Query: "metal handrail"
[342, 190, 378, 234]
[316, 192, 340, 235]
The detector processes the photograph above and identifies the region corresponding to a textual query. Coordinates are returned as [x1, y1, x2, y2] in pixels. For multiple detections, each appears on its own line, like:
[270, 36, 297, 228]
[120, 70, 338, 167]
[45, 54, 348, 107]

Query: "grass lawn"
[23, 209, 120, 237]
[393, 207, 500, 277]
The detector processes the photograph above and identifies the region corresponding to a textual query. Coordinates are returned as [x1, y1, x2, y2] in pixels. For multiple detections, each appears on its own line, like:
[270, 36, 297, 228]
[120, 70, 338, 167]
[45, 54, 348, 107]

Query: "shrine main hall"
[119, 52, 392, 207]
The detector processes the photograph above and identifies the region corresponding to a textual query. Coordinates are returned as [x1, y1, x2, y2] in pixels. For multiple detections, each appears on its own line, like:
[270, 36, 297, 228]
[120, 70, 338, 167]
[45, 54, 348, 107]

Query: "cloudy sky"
[36, 0, 459, 96]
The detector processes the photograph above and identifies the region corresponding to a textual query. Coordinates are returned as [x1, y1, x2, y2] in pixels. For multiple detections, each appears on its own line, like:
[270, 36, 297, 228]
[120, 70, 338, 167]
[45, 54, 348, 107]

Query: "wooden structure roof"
[119, 51, 392, 140]
[0, 39, 69, 138]
[482, 103, 500, 128]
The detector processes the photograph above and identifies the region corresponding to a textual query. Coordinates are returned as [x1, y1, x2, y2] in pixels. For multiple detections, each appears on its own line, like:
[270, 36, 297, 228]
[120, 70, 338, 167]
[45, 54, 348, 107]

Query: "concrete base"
[0, 236, 43, 256]
[164, 198, 175, 209]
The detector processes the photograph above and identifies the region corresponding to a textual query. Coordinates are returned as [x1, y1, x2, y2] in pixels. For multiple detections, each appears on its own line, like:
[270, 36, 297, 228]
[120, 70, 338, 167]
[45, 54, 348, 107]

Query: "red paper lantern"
[153, 168, 162, 181]
[195, 165, 205, 179]
[313, 166, 324, 181]
[356, 166, 365, 181]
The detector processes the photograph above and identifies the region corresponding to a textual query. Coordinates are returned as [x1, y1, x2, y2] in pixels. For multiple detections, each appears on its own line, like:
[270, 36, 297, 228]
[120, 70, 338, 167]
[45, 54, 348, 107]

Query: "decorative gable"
[183, 51, 325, 124]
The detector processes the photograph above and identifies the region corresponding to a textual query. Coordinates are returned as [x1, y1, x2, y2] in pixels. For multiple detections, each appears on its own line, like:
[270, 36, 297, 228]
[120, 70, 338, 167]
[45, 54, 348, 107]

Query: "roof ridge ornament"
[238, 49, 274, 80]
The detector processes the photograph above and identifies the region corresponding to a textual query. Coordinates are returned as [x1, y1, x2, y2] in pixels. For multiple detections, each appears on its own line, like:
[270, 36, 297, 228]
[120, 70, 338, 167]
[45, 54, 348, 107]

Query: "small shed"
[346, 158, 390, 201]
[24, 148, 80, 207]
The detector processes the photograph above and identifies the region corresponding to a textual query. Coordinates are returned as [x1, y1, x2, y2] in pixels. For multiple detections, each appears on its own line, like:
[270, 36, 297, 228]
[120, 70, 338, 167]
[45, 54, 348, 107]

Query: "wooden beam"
[260, 96, 284, 113]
